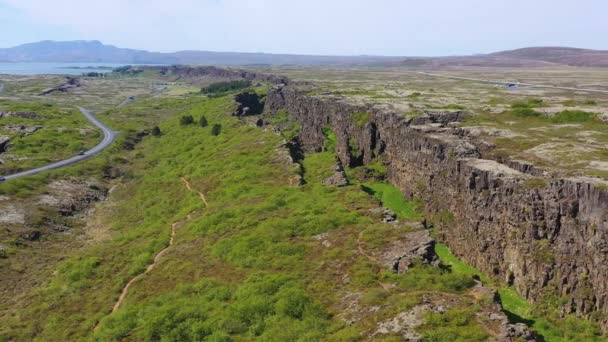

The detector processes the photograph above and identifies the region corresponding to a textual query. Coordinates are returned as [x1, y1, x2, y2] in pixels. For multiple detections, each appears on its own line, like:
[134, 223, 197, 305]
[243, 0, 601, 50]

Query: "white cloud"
[1, 0, 607, 55]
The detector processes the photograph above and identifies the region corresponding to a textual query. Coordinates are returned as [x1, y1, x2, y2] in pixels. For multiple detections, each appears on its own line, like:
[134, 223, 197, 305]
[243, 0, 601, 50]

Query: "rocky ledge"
[264, 84, 608, 330]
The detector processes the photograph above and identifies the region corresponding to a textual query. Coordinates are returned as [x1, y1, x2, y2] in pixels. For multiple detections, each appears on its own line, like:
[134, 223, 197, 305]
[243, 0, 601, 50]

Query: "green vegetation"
[201, 80, 252, 94]
[0, 100, 100, 174]
[562, 99, 597, 107]
[2, 91, 512, 341]
[199, 115, 208, 127]
[180, 115, 194, 125]
[269, 109, 289, 124]
[348, 137, 361, 159]
[549, 110, 597, 123]
[3, 72, 606, 341]
[351, 111, 371, 127]
[112, 66, 144, 76]
[361, 182, 422, 220]
[419, 307, 489, 341]
[436, 243, 603, 341]
[322, 126, 337, 152]
[510, 98, 545, 117]
[266, 109, 301, 140]
[403, 109, 424, 119]
[211, 123, 222, 136]
[512, 98, 544, 109]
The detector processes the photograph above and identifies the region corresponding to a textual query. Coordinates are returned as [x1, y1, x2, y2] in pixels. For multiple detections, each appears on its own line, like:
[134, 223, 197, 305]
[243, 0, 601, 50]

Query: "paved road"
[117, 96, 135, 108]
[418, 71, 608, 94]
[1, 107, 115, 181]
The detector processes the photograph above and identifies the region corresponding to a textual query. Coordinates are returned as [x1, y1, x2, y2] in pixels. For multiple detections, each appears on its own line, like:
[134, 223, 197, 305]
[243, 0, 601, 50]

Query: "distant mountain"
[0, 40, 401, 66]
[398, 47, 608, 68]
[0, 40, 178, 64]
[2, 41, 607, 68]
[490, 47, 608, 67]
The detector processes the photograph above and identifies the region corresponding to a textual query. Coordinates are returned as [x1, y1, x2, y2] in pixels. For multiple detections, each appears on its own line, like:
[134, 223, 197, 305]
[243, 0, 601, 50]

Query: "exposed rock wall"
[144, 65, 288, 85]
[265, 85, 608, 327]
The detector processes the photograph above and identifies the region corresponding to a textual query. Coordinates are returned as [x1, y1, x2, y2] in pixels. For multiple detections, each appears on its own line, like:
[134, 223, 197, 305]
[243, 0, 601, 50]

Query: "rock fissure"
[264, 83, 608, 327]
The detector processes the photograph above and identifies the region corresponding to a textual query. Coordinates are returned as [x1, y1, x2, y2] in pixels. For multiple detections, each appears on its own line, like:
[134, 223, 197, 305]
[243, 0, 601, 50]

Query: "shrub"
[550, 110, 596, 123]
[199, 115, 208, 127]
[512, 107, 542, 117]
[151, 126, 161, 136]
[180, 115, 194, 125]
[351, 111, 371, 128]
[322, 126, 337, 153]
[211, 124, 222, 136]
[512, 98, 544, 109]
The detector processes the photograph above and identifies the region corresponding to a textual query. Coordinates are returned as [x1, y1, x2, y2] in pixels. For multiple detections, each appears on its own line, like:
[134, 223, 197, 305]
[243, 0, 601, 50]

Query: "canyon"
[261, 80, 608, 331]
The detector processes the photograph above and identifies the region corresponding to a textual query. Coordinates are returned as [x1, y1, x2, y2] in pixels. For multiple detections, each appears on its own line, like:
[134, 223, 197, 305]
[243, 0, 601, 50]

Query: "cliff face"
[265, 85, 608, 326]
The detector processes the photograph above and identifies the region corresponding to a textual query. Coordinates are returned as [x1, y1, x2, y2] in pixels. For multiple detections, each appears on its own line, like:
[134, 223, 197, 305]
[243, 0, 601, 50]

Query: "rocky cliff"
[265, 85, 608, 329]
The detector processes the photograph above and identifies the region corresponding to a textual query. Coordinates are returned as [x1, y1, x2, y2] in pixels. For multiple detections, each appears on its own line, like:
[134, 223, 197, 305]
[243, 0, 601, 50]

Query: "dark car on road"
[0, 177, 5, 182]
[78, 150, 86, 156]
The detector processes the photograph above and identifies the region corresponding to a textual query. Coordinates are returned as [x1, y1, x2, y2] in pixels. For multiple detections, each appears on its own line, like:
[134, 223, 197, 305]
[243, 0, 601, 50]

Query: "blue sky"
[1, 0, 606, 56]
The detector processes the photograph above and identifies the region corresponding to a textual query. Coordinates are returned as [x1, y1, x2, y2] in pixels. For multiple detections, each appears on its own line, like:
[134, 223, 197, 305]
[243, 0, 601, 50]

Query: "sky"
[1, 0, 607, 56]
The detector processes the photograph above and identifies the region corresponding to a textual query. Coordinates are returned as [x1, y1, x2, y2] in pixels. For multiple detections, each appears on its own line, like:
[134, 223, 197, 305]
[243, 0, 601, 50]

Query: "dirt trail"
[109, 220, 178, 313]
[181, 177, 209, 207]
[94, 177, 208, 331]
[357, 230, 378, 263]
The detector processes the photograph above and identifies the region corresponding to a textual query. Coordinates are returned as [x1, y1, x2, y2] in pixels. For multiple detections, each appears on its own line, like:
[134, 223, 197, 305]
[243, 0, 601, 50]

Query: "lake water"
[0, 63, 157, 75]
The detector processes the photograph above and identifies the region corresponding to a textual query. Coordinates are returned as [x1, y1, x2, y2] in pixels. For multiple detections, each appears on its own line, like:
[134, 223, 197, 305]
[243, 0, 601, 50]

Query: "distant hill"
[490, 47, 608, 67]
[398, 47, 608, 68]
[0, 40, 401, 66]
[1, 41, 607, 68]
[0, 40, 178, 64]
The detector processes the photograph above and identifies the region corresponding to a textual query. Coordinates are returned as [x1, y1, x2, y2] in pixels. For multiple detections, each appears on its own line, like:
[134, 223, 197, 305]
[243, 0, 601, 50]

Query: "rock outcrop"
[40, 77, 81, 95]
[265, 84, 608, 328]
[144, 65, 288, 85]
[0, 112, 42, 119]
[0, 136, 9, 153]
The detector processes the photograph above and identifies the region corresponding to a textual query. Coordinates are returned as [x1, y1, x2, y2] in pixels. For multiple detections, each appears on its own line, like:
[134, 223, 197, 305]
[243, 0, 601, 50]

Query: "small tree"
[211, 124, 222, 136]
[180, 115, 194, 125]
[151, 126, 161, 136]
[199, 115, 208, 127]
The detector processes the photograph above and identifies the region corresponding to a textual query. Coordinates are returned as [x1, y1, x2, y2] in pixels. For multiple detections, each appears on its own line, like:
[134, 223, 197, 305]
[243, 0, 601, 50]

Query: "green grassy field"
[0, 100, 100, 174]
[1, 91, 504, 341]
[1, 80, 604, 341]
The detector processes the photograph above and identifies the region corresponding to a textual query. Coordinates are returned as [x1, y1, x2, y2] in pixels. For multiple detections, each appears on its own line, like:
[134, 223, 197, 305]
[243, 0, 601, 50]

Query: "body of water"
[0, 63, 159, 75]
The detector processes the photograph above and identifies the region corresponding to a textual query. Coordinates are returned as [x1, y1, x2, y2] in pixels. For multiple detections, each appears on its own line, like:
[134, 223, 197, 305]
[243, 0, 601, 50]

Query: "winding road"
[418, 71, 608, 94]
[1, 107, 115, 181]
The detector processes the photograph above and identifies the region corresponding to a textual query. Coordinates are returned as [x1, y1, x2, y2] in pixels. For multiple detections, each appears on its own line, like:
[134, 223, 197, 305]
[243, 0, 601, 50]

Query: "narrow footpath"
[94, 177, 208, 331]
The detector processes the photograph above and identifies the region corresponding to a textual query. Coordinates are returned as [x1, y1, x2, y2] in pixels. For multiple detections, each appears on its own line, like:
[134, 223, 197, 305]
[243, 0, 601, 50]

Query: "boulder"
[0, 136, 9, 153]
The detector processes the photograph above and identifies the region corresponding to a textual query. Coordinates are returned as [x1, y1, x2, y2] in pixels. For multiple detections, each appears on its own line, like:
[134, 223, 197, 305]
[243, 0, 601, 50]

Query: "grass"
[435, 243, 603, 341]
[361, 182, 422, 220]
[351, 111, 371, 128]
[0, 100, 100, 174]
[2, 82, 605, 340]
